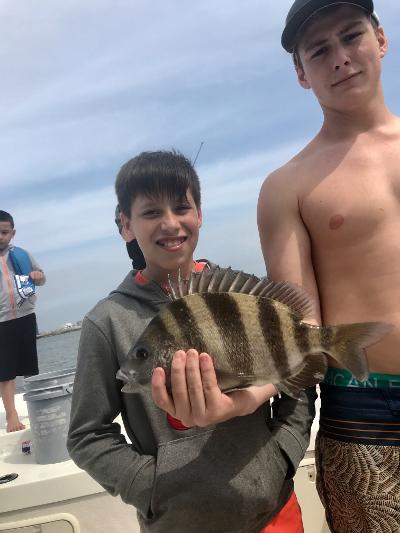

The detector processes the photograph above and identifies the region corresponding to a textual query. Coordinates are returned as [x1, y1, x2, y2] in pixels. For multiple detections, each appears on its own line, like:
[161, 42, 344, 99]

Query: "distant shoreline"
[37, 325, 82, 339]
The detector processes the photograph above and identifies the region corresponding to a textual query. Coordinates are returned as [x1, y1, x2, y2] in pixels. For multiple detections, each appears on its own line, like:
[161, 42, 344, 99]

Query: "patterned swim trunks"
[316, 375, 400, 532]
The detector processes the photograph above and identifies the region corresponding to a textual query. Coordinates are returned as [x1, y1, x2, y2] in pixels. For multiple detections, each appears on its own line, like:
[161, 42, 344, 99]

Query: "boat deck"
[0, 394, 141, 531]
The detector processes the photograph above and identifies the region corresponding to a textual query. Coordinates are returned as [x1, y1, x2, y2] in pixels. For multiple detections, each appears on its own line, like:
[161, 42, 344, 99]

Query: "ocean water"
[15, 329, 81, 393]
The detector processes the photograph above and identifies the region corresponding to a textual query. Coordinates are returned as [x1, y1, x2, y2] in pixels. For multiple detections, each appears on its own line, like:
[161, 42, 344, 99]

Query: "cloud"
[9, 139, 305, 258]
[1, 0, 399, 331]
[0, 0, 288, 191]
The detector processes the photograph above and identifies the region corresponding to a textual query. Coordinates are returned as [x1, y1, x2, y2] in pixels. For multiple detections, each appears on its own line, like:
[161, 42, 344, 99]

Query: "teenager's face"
[295, 6, 387, 111]
[0, 222, 15, 252]
[121, 190, 202, 283]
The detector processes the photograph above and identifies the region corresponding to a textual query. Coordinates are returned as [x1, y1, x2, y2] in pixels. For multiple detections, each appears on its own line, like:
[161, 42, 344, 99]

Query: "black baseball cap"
[281, 0, 375, 52]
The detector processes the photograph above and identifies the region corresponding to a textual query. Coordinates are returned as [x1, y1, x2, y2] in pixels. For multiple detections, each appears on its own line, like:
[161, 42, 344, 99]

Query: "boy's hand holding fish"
[152, 349, 278, 428]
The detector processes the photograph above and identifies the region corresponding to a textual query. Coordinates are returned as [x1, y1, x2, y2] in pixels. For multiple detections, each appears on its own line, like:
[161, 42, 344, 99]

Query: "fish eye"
[136, 348, 149, 360]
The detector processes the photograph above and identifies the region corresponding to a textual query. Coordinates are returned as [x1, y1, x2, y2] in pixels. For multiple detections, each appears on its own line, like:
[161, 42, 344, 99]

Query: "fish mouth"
[332, 72, 361, 87]
[116, 368, 138, 390]
[116, 368, 131, 382]
[156, 236, 187, 250]
[121, 380, 149, 393]
[121, 382, 137, 393]
[116, 368, 150, 393]
[117, 369, 138, 393]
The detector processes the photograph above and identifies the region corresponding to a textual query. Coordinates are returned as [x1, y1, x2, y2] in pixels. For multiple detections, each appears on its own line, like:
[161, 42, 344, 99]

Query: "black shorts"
[0, 313, 39, 381]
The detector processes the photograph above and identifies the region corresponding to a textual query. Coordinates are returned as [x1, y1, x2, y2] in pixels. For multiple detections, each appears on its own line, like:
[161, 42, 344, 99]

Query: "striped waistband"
[323, 367, 400, 389]
[319, 383, 400, 446]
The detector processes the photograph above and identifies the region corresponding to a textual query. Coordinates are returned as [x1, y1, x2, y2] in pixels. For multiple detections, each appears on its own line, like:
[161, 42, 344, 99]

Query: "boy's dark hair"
[0, 210, 14, 228]
[115, 150, 201, 218]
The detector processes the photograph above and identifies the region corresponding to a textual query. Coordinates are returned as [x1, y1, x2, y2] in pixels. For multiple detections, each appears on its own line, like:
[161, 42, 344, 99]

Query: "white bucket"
[23, 369, 75, 464]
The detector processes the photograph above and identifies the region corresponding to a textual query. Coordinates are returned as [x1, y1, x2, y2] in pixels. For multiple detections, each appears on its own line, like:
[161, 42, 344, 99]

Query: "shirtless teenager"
[257, 1, 400, 531]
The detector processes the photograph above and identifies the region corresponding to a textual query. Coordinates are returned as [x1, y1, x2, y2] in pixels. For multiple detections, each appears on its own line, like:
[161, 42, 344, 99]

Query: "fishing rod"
[193, 141, 204, 166]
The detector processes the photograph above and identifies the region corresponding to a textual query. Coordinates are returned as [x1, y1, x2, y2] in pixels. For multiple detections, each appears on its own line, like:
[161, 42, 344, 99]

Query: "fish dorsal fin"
[167, 267, 258, 299]
[167, 267, 316, 319]
[256, 280, 316, 320]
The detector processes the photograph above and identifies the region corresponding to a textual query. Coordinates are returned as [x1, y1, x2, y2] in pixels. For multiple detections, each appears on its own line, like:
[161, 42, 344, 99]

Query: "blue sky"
[1, 1, 399, 331]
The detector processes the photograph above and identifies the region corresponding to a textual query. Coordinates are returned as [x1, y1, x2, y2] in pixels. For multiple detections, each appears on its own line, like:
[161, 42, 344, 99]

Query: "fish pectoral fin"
[223, 385, 252, 393]
[277, 353, 328, 399]
[236, 372, 257, 379]
[216, 370, 257, 393]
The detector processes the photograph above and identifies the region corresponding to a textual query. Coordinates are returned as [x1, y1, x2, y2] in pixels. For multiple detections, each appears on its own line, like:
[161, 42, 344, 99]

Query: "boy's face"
[295, 6, 387, 111]
[121, 190, 202, 281]
[0, 221, 15, 252]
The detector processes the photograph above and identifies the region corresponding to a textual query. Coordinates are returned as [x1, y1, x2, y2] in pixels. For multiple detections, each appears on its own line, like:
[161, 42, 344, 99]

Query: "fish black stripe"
[201, 293, 253, 375]
[151, 314, 171, 339]
[294, 319, 311, 355]
[258, 300, 291, 377]
[167, 299, 208, 353]
[320, 326, 335, 353]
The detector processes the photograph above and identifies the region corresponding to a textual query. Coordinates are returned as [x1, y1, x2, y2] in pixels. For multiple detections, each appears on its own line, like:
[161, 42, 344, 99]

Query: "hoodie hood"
[110, 271, 170, 307]
[110, 260, 214, 306]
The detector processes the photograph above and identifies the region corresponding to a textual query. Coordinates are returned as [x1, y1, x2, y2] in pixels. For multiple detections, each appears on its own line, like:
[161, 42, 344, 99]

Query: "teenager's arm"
[257, 169, 321, 323]
[257, 168, 320, 475]
[67, 317, 155, 515]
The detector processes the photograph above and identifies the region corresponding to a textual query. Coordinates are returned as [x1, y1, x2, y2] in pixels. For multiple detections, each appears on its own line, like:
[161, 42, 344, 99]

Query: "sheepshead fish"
[116, 267, 391, 398]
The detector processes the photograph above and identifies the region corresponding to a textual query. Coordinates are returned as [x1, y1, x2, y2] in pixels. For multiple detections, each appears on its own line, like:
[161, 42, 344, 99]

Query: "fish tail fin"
[326, 321, 392, 381]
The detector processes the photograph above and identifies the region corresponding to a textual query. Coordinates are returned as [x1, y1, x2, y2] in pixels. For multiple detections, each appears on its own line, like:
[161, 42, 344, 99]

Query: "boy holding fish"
[68, 150, 318, 532]
[257, 0, 400, 531]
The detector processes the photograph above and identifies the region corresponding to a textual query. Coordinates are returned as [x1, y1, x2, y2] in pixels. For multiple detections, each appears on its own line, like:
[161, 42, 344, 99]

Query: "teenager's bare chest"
[299, 143, 400, 248]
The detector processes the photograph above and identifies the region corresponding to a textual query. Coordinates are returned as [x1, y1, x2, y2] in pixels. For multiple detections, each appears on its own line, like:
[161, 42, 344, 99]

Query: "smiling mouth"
[157, 237, 187, 249]
[332, 72, 361, 87]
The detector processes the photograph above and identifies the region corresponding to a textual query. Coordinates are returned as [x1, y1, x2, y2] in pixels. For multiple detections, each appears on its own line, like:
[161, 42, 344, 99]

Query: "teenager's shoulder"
[388, 115, 400, 136]
[260, 136, 323, 195]
[259, 160, 302, 201]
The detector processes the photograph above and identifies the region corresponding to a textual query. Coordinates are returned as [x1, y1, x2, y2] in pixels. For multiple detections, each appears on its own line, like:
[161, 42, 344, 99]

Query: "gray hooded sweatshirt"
[67, 268, 316, 533]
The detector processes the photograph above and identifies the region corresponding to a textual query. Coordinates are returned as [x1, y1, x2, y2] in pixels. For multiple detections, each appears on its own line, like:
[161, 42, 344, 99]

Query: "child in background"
[0, 210, 45, 432]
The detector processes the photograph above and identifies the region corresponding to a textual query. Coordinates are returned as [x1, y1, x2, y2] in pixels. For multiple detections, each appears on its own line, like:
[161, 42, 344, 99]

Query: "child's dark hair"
[115, 150, 201, 217]
[0, 210, 14, 228]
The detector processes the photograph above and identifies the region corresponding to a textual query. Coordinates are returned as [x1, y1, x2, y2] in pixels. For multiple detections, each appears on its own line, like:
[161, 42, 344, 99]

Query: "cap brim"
[281, 0, 374, 52]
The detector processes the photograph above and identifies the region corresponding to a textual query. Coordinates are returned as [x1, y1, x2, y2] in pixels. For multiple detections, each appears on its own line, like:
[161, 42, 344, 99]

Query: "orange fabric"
[193, 260, 207, 272]
[134, 261, 207, 288]
[260, 492, 304, 533]
[134, 270, 150, 286]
